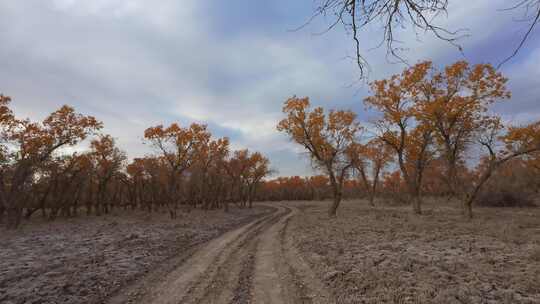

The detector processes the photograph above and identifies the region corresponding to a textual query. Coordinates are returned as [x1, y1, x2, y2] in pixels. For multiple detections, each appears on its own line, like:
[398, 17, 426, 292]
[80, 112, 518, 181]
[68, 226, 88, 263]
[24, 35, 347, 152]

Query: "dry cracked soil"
[2, 200, 540, 304]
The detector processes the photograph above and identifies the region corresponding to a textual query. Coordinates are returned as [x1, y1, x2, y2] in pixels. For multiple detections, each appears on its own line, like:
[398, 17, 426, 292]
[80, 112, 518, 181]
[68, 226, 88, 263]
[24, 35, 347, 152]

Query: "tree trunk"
[327, 168, 343, 217]
[446, 155, 460, 197]
[464, 198, 473, 219]
[412, 194, 422, 215]
[328, 191, 342, 217]
[6, 206, 22, 229]
[368, 193, 375, 207]
[248, 184, 255, 209]
[462, 161, 497, 220]
[0, 205, 4, 224]
[95, 201, 102, 216]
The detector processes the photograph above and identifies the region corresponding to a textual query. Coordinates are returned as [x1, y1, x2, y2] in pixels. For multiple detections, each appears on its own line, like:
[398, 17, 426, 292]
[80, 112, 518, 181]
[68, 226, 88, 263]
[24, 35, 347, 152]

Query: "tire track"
[251, 204, 332, 304]
[107, 203, 330, 304]
[278, 209, 332, 304]
[182, 206, 290, 303]
[128, 205, 289, 304]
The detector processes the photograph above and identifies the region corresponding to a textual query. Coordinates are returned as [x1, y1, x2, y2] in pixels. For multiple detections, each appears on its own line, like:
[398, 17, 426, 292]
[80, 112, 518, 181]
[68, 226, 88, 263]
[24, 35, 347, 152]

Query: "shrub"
[476, 191, 537, 208]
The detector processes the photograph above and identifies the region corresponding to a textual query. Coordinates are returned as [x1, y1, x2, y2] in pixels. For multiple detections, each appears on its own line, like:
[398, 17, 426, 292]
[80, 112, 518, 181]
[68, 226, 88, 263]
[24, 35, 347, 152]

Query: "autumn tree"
[0, 97, 102, 228]
[125, 158, 148, 211]
[271, 176, 310, 201]
[349, 139, 393, 206]
[380, 170, 405, 203]
[204, 138, 231, 210]
[144, 123, 210, 218]
[89, 135, 126, 216]
[364, 62, 435, 214]
[406, 61, 515, 216]
[0, 95, 14, 224]
[224, 149, 271, 208]
[126, 156, 169, 213]
[0, 95, 274, 227]
[277, 96, 362, 216]
[33, 153, 93, 220]
[308, 175, 329, 200]
[242, 151, 271, 208]
[420, 157, 453, 196]
[461, 119, 540, 218]
[526, 151, 540, 193]
[189, 137, 230, 210]
[367, 60, 539, 218]
[258, 176, 329, 201]
[413, 61, 511, 199]
[224, 150, 248, 207]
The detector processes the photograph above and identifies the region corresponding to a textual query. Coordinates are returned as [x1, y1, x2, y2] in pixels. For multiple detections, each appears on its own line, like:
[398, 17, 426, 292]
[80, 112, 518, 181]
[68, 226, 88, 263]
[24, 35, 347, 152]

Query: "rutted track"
[107, 203, 332, 304]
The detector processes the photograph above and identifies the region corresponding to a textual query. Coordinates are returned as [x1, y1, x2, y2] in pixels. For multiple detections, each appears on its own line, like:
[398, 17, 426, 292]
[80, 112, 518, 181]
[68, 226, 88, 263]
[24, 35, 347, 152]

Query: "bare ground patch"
[0, 206, 271, 304]
[288, 200, 540, 303]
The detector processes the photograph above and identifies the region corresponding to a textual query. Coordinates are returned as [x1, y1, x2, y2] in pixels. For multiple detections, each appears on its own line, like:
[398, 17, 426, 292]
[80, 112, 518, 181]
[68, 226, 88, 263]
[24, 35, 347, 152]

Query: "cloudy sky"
[1, 0, 539, 176]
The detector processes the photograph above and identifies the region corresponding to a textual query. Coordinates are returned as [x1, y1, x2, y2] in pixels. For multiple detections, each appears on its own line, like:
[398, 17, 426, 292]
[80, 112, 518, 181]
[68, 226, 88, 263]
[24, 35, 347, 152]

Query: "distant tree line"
[257, 157, 540, 208]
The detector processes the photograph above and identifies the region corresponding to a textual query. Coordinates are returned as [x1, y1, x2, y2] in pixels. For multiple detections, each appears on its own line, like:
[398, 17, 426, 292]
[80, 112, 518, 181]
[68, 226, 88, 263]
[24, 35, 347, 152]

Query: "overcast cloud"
[1, 0, 539, 176]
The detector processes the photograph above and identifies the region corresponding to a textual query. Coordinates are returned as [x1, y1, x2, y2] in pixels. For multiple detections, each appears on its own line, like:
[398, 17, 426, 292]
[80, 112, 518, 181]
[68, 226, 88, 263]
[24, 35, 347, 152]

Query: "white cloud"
[0, 0, 539, 176]
[51, 0, 199, 31]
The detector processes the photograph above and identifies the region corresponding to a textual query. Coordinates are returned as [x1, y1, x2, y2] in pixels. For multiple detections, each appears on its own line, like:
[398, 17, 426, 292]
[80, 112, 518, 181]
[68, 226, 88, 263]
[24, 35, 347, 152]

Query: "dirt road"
[107, 203, 331, 304]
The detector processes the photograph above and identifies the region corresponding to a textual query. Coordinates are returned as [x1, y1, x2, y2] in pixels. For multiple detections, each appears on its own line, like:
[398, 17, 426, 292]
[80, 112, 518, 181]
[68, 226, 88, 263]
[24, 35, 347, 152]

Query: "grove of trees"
[277, 60, 540, 218]
[0, 96, 271, 229]
[1, 60, 538, 229]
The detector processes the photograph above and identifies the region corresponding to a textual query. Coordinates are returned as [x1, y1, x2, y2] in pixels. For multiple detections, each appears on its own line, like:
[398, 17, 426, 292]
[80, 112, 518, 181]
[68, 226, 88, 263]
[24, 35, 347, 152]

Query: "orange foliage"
[277, 96, 362, 215]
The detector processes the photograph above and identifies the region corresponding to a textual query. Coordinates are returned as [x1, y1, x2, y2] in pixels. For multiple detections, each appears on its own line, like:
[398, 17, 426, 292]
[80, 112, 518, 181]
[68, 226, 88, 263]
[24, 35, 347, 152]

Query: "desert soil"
[0, 206, 271, 304]
[3, 200, 540, 304]
[289, 200, 540, 304]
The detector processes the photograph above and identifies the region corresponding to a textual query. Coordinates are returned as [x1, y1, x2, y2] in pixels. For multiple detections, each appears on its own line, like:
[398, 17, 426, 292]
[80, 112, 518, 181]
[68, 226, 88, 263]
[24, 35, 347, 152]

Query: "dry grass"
[288, 199, 540, 303]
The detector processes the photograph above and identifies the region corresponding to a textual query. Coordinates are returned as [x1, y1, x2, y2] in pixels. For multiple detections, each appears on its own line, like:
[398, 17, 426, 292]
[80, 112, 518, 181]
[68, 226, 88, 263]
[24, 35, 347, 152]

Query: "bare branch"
[304, 0, 464, 78]
[498, 0, 540, 68]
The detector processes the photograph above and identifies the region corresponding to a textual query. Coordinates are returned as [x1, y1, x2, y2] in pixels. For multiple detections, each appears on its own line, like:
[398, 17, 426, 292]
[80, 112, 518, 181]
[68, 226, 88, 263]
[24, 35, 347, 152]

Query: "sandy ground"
[288, 200, 540, 304]
[0, 206, 271, 304]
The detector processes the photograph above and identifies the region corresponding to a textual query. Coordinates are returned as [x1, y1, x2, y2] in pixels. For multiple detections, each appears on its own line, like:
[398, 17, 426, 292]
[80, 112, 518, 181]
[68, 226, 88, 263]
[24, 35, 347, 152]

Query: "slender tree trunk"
[368, 192, 375, 207]
[86, 202, 92, 216]
[327, 166, 344, 217]
[6, 206, 22, 229]
[369, 166, 381, 207]
[5, 189, 25, 228]
[328, 190, 342, 217]
[412, 193, 422, 215]
[248, 183, 255, 209]
[462, 163, 495, 219]
[444, 152, 460, 198]
[464, 197, 473, 219]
